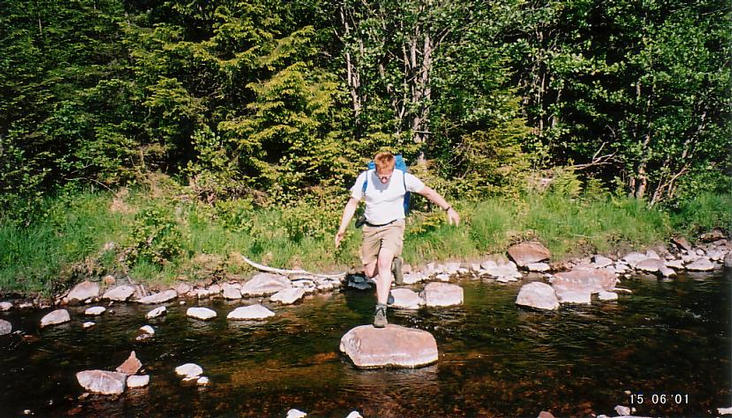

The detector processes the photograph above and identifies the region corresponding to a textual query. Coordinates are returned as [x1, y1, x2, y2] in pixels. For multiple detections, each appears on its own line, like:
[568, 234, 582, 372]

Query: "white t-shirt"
[350, 169, 425, 224]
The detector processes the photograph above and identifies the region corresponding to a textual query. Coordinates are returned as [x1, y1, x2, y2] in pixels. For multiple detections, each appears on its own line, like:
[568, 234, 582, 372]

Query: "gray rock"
[621, 252, 647, 268]
[127, 375, 149, 388]
[76, 370, 126, 395]
[222, 284, 242, 300]
[725, 252, 732, 268]
[682, 253, 700, 264]
[339, 324, 439, 369]
[598, 291, 618, 301]
[507, 241, 551, 267]
[270, 288, 306, 304]
[554, 289, 591, 304]
[227, 304, 275, 320]
[0, 301, 12, 311]
[40, 309, 71, 328]
[527, 262, 551, 272]
[175, 283, 192, 296]
[700, 229, 725, 242]
[345, 412, 363, 418]
[139, 325, 155, 335]
[146, 306, 166, 319]
[645, 249, 660, 259]
[551, 268, 617, 294]
[83, 321, 95, 329]
[196, 376, 210, 386]
[706, 249, 725, 261]
[389, 288, 424, 309]
[434, 273, 451, 282]
[186, 307, 217, 320]
[65, 281, 100, 304]
[686, 258, 715, 271]
[592, 255, 614, 268]
[116, 351, 142, 375]
[175, 363, 203, 378]
[403, 272, 427, 285]
[137, 289, 177, 304]
[481, 260, 522, 280]
[420, 282, 464, 307]
[515, 282, 559, 310]
[286, 408, 307, 418]
[672, 236, 693, 252]
[102, 285, 136, 302]
[241, 273, 292, 296]
[84, 306, 106, 316]
[718, 406, 732, 415]
[664, 259, 685, 269]
[615, 405, 631, 416]
[0, 319, 11, 336]
[635, 258, 664, 273]
[659, 266, 676, 277]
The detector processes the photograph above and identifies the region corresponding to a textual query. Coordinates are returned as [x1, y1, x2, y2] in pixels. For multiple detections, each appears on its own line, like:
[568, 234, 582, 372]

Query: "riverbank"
[1, 182, 729, 297]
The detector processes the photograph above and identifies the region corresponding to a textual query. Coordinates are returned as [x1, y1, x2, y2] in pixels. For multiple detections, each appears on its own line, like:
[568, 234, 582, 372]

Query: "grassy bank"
[1, 186, 729, 296]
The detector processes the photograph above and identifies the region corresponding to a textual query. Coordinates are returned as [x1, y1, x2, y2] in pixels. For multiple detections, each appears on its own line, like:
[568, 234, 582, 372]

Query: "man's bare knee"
[377, 252, 394, 272]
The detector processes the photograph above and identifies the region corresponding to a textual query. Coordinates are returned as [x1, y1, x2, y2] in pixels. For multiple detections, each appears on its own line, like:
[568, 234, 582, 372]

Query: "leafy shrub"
[125, 205, 184, 266]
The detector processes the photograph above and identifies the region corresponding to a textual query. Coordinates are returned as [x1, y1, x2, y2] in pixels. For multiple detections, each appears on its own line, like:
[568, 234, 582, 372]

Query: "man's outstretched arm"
[335, 197, 360, 248]
[416, 186, 460, 226]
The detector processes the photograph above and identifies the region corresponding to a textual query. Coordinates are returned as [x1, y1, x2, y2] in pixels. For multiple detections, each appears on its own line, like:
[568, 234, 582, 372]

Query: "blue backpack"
[362, 154, 411, 215]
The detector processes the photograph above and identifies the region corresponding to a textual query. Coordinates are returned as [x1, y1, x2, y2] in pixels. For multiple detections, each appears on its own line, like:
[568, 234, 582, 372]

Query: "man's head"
[374, 152, 395, 184]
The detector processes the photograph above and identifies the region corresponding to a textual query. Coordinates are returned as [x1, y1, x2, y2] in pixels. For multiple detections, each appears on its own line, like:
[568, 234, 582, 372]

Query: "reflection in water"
[0, 270, 730, 417]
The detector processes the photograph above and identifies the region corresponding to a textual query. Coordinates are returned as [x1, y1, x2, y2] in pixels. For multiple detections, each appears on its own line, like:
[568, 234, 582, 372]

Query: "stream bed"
[1, 270, 730, 417]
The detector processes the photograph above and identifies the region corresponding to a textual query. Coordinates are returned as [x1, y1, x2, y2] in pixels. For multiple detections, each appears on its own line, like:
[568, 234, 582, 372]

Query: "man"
[334, 152, 460, 328]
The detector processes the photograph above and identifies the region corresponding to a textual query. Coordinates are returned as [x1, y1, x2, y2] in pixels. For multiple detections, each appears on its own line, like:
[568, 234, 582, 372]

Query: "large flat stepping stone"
[103, 285, 136, 301]
[507, 241, 551, 267]
[137, 289, 177, 304]
[65, 280, 100, 304]
[76, 370, 126, 395]
[227, 304, 275, 320]
[390, 288, 423, 309]
[516, 282, 559, 310]
[240, 273, 292, 296]
[339, 324, 438, 369]
[419, 282, 463, 307]
[187, 307, 217, 320]
[41, 309, 71, 328]
[270, 288, 305, 304]
[551, 268, 616, 294]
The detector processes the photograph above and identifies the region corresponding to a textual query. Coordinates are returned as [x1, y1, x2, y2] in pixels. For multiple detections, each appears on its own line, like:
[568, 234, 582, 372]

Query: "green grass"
[1, 188, 729, 296]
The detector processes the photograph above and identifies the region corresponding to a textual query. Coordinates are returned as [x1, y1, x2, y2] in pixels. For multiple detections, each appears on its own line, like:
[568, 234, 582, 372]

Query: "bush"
[125, 205, 184, 266]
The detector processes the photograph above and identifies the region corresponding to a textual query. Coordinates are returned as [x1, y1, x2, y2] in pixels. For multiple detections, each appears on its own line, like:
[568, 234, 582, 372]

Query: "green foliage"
[669, 192, 732, 238]
[125, 205, 185, 266]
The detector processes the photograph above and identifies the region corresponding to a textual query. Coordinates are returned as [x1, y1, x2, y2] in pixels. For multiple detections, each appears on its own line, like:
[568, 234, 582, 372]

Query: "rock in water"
[551, 268, 617, 294]
[222, 283, 242, 300]
[686, 258, 715, 271]
[76, 370, 126, 395]
[0, 302, 12, 311]
[65, 281, 100, 304]
[186, 307, 217, 320]
[516, 282, 559, 310]
[0, 319, 11, 336]
[146, 306, 166, 319]
[270, 288, 306, 305]
[116, 351, 142, 375]
[635, 258, 664, 273]
[102, 285, 136, 302]
[127, 375, 150, 388]
[286, 409, 308, 418]
[84, 306, 106, 316]
[175, 363, 203, 378]
[389, 288, 423, 309]
[137, 290, 177, 304]
[227, 304, 275, 320]
[420, 282, 463, 307]
[339, 324, 438, 369]
[240, 273, 292, 296]
[507, 241, 551, 267]
[40, 309, 71, 328]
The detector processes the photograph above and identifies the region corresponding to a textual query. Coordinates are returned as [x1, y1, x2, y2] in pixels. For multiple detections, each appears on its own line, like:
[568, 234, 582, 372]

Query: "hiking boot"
[373, 304, 388, 328]
[391, 257, 404, 286]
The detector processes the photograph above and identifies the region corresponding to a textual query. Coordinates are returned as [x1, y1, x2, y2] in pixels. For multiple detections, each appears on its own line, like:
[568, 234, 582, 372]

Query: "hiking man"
[334, 151, 460, 328]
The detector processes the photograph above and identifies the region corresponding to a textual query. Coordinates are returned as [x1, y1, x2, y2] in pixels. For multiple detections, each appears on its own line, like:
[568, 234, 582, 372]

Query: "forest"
[0, 0, 730, 292]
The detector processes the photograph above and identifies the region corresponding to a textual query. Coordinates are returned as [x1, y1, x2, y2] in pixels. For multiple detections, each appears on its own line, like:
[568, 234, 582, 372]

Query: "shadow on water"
[0, 269, 730, 417]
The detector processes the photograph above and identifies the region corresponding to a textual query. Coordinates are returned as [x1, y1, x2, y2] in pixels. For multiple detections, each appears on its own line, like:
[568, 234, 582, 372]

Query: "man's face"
[376, 168, 394, 184]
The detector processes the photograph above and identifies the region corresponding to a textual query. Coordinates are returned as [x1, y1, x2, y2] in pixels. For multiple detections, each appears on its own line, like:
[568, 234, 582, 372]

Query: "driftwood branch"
[237, 254, 346, 280]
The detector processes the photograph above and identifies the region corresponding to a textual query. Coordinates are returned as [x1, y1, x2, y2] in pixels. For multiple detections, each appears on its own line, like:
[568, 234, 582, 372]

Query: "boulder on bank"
[389, 288, 423, 309]
[227, 304, 275, 320]
[187, 307, 217, 320]
[507, 242, 551, 267]
[0, 319, 11, 336]
[240, 273, 291, 296]
[102, 285, 136, 302]
[76, 370, 126, 395]
[672, 236, 693, 252]
[222, 283, 242, 300]
[137, 289, 177, 304]
[65, 281, 100, 304]
[419, 282, 463, 307]
[40, 309, 71, 328]
[516, 282, 559, 310]
[339, 324, 438, 369]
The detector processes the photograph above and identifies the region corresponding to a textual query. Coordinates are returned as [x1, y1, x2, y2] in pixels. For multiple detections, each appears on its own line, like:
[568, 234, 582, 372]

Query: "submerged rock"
[389, 288, 423, 309]
[76, 370, 126, 395]
[270, 288, 306, 305]
[65, 281, 100, 304]
[175, 363, 203, 379]
[187, 307, 217, 320]
[227, 304, 275, 320]
[240, 273, 291, 296]
[127, 375, 149, 388]
[102, 285, 136, 302]
[516, 282, 559, 310]
[507, 241, 551, 267]
[420, 282, 463, 307]
[40, 309, 71, 328]
[339, 324, 438, 369]
[146, 306, 166, 319]
[0, 319, 11, 336]
[116, 351, 142, 375]
[137, 290, 177, 304]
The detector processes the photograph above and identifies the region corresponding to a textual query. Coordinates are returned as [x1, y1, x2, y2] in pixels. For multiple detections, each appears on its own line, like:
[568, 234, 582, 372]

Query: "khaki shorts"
[360, 219, 406, 265]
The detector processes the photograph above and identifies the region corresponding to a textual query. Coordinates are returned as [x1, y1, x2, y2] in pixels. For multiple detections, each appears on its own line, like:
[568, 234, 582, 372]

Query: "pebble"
[139, 325, 155, 335]
[82, 321, 96, 329]
[286, 409, 308, 418]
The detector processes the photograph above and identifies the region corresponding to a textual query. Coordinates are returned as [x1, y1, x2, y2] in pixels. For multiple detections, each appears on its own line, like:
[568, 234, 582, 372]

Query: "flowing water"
[1, 270, 730, 417]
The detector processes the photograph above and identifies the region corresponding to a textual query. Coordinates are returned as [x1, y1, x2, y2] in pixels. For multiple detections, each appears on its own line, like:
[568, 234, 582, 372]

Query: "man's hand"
[447, 207, 460, 226]
[335, 229, 346, 248]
